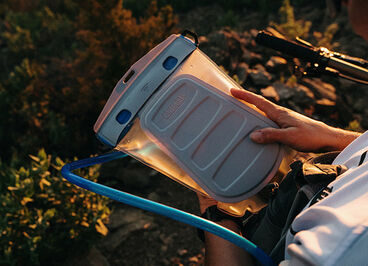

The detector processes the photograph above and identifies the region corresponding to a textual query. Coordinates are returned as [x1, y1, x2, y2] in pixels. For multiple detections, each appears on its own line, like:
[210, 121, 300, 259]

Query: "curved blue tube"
[61, 151, 275, 266]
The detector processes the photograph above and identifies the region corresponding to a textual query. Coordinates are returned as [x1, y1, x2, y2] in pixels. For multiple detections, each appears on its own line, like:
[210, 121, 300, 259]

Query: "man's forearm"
[323, 125, 362, 152]
[204, 220, 255, 266]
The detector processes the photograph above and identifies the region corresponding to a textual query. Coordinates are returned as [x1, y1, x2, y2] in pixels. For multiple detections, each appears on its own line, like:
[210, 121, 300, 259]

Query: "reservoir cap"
[116, 109, 132, 124]
[163, 56, 178, 70]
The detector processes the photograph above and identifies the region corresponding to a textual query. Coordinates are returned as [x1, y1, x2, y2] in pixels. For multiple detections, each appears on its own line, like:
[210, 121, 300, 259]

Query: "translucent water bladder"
[96, 34, 288, 216]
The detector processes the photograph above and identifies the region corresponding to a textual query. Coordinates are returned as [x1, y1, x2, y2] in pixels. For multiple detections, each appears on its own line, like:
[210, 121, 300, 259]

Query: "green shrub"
[0, 149, 110, 265]
[270, 0, 312, 39]
[313, 22, 339, 50]
[345, 119, 363, 132]
[0, 0, 177, 163]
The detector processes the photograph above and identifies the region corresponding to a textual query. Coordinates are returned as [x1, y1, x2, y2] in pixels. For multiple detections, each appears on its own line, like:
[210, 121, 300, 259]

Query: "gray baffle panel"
[140, 76, 282, 203]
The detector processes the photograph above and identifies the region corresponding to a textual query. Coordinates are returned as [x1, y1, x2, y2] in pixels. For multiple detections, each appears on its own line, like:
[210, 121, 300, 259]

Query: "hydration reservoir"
[94, 31, 287, 216]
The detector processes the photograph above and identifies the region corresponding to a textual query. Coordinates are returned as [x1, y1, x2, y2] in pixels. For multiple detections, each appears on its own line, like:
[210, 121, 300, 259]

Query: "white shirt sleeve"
[283, 131, 368, 266]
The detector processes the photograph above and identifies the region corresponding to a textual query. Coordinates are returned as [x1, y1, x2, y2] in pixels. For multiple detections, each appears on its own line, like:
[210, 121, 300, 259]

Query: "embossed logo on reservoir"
[162, 95, 185, 119]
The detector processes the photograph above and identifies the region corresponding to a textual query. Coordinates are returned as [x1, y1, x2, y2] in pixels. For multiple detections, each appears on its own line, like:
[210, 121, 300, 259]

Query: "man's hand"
[231, 88, 361, 152]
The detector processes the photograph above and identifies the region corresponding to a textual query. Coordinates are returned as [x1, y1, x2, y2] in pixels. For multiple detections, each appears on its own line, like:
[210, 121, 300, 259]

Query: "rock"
[147, 192, 160, 202]
[241, 50, 262, 65]
[241, 30, 253, 47]
[292, 84, 315, 106]
[161, 258, 170, 266]
[107, 207, 154, 230]
[177, 249, 188, 256]
[361, 112, 368, 129]
[100, 158, 153, 190]
[102, 208, 154, 251]
[226, 30, 247, 53]
[159, 233, 174, 246]
[201, 46, 229, 66]
[286, 100, 305, 114]
[248, 64, 272, 86]
[314, 98, 337, 115]
[204, 29, 252, 70]
[170, 257, 182, 265]
[99, 158, 130, 180]
[68, 246, 110, 266]
[268, 81, 314, 105]
[338, 77, 358, 89]
[261, 85, 280, 101]
[207, 29, 246, 53]
[250, 28, 259, 38]
[161, 245, 168, 252]
[301, 78, 337, 101]
[249, 52, 263, 64]
[225, 29, 249, 70]
[335, 99, 354, 126]
[316, 98, 336, 107]
[107, 208, 129, 230]
[207, 31, 228, 51]
[253, 64, 266, 71]
[198, 35, 209, 47]
[235, 62, 249, 84]
[351, 97, 368, 112]
[241, 48, 252, 63]
[116, 167, 153, 189]
[188, 256, 199, 263]
[272, 82, 294, 100]
[265, 56, 288, 71]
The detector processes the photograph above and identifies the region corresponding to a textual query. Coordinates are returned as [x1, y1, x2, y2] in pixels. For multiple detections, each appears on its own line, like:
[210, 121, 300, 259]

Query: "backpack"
[242, 152, 346, 264]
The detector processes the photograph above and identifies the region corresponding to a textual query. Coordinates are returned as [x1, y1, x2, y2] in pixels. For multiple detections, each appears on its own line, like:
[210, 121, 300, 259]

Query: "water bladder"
[62, 30, 286, 266]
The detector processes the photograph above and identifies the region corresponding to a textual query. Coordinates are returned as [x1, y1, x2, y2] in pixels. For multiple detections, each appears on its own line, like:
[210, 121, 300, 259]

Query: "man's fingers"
[231, 89, 294, 145]
[250, 128, 288, 145]
[230, 88, 279, 119]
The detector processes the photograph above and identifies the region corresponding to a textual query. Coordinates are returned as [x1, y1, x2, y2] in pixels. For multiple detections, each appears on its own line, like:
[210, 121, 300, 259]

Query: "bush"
[0, 149, 110, 265]
[313, 22, 339, 50]
[270, 0, 312, 39]
[0, 0, 177, 163]
[125, 0, 282, 16]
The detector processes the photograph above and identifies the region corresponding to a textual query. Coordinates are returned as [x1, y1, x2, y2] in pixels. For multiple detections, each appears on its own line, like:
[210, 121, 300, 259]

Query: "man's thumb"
[250, 128, 283, 144]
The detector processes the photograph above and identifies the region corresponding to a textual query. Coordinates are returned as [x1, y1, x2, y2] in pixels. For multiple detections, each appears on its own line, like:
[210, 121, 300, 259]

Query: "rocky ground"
[69, 159, 205, 266]
[68, 3, 368, 266]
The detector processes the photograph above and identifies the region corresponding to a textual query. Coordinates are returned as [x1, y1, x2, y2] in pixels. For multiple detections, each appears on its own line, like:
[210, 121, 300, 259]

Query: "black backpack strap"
[242, 169, 300, 260]
[293, 151, 346, 200]
[243, 151, 345, 264]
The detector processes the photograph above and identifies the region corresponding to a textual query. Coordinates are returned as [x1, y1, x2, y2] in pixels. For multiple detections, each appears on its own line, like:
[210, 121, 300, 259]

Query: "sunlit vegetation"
[0, 149, 109, 265]
[0, 0, 177, 163]
[0, 0, 177, 264]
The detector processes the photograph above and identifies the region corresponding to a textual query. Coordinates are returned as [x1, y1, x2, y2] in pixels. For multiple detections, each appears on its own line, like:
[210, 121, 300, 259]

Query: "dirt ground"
[103, 170, 206, 266]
